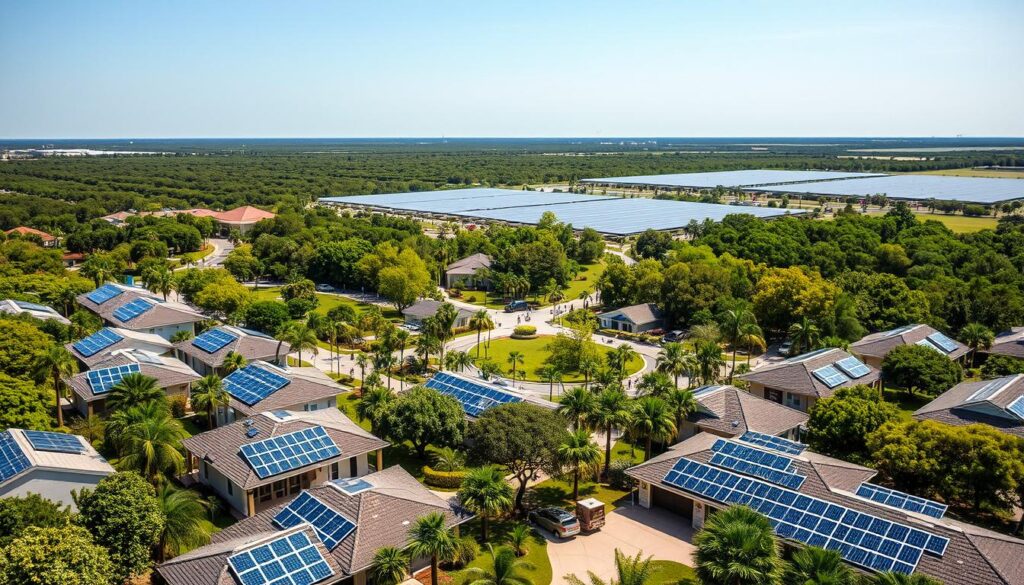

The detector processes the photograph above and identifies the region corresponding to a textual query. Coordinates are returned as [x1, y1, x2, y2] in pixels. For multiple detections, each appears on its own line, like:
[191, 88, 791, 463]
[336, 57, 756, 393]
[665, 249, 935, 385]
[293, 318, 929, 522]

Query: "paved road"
[203, 237, 234, 267]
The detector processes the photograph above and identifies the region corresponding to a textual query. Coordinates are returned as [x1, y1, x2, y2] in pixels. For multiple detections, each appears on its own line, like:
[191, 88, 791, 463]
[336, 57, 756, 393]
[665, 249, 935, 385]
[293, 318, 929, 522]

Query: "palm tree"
[557, 387, 597, 430]
[274, 321, 297, 366]
[504, 524, 532, 557]
[788, 317, 821, 355]
[607, 343, 638, 381]
[32, 345, 78, 428]
[579, 356, 601, 391]
[630, 397, 676, 461]
[663, 388, 697, 444]
[431, 446, 465, 472]
[283, 322, 319, 365]
[871, 572, 942, 585]
[738, 323, 767, 366]
[458, 466, 513, 542]
[116, 408, 188, 484]
[80, 254, 116, 287]
[221, 351, 247, 373]
[445, 350, 473, 373]
[565, 549, 655, 585]
[415, 333, 441, 371]
[591, 388, 631, 476]
[356, 386, 395, 437]
[636, 371, 674, 397]
[371, 546, 409, 585]
[394, 328, 411, 374]
[506, 351, 525, 385]
[105, 400, 167, 452]
[431, 303, 459, 369]
[466, 544, 535, 585]
[693, 505, 782, 585]
[694, 339, 724, 386]
[470, 310, 495, 358]
[718, 302, 760, 381]
[406, 512, 459, 585]
[374, 352, 397, 390]
[108, 372, 165, 412]
[557, 429, 602, 503]
[782, 546, 855, 585]
[959, 322, 994, 367]
[656, 342, 690, 388]
[70, 415, 105, 444]
[355, 352, 370, 393]
[536, 365, 563, 401]
[143, 264, 176, 302]
[155, 483, 211, 561]
[190, 375, 228, 429]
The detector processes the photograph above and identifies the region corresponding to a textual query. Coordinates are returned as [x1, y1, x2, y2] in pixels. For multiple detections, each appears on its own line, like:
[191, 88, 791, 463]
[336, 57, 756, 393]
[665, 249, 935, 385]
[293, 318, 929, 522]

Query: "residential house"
[681, 384, 808, 441]
[597, 303, 664, 334]
[0, 429, 114, 510]
[402, 299, 473, 329]
[66, 326, 174, 368]
[216, 361, 347, 426]
[181, 408, 389, 516]
[4, 226, 58, 247]
[64, 349, 200, 417]
[444, 252, 491, 289]
[156, 466, 473, 585]
[984, 327, 1024, 360]
[0, 299, 70, 324]
[737, 348, 880, 412]
[101, 205, 275, 234]
[77, 283, 205, 340]
[913, 374, 1024, 438]
[174, 325, 287, 377]
[850, 324, 970, 369]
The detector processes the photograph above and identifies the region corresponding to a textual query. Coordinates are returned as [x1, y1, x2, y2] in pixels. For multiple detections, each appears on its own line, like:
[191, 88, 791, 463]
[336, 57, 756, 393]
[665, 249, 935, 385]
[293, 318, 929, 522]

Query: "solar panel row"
[86, 363, 141, 395]
[835, 356, 871, 379]
[86, 284, 124, 305]
[926, 332, 959, 353]
[738, 431, 806, 455]
[273, 492, 356, 550]
[812, 365, 850, 388]
[424, 372, 522, 416]
[580, 170, 881, 188]
[192, 328, 238, 353]
[227, 531, 334, 585]
[752, 174, 1024, 205]
[72, 328, 123, 357]
[1007, 396, 1024, 420]
[23, 430, 86, 454]
[224, 364, 290, 405]
[112, 298, 155, 322]
[855, 483, 947, 520]
[0, 431, 31, 482]
[239, 426, 341, 479]
[710, 440, 805, 490]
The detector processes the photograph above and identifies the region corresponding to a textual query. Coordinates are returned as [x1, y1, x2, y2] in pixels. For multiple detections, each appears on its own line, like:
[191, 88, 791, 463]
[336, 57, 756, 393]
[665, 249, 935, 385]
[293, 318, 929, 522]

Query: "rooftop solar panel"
[333, 477, 373, 495]
[966, 377, 1014, 403]
[0, 431, 31, 482]
[710, 440, 805, 489]
[926, 332, 959, 353]
[86, 284, 124, 305]
[738, 431, 806, 455]
[856, 483, 947, 519]
[72, 328, 123, 357]
[1007, 396, 1024, 421]
[227, 531, 334, 585]
[112, 298, 155, 322]
[223, 364, 290, 405]
[812, 365, 850, 388]
[273, 492, 356, 550]
[86, 363, 141, 395]
[23, 430, 86, 454]
[882, 324, 920, 337]
[751, 174, 1024, 205]
[192, 328, 238, 353]
[579, 170, 882, 189]
[835, 356, 871, 379]
[424, 372, 522, 417]
[13, 300, 54, 312]
[239, 426, 341, 479]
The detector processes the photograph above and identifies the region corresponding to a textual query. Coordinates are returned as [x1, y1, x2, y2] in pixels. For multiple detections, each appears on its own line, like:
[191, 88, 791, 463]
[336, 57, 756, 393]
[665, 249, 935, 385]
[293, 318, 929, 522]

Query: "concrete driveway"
[541, 502, 696, 584]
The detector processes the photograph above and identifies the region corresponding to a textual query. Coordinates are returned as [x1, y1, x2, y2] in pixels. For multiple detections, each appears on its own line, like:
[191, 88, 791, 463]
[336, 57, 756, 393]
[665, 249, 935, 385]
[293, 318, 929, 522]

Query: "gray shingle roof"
[986, 327, 1024, 359]
[64, 350, 200, 404]
[598, 303, 663, 326]
[851, 324, 970, 361]
[737, 348, 880, 398]
[174, 326, 286, 369]
[401, 299, 474, 321]
[76, 285, 206, 330]
[913, 375, 1024, 438]
[221, 362, 350, 417]
[445, 253, 491, 275]
[690, 385, 808, 436]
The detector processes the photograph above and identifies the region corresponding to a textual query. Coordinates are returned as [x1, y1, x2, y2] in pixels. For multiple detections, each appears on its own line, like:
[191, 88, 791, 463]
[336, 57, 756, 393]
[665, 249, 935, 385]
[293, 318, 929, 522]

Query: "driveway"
[542, 502, 696, 584]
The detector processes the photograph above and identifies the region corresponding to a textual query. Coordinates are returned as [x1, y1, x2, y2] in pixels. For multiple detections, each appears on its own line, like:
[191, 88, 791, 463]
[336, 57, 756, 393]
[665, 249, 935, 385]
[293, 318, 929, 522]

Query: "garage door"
[652, 486, 693, 518]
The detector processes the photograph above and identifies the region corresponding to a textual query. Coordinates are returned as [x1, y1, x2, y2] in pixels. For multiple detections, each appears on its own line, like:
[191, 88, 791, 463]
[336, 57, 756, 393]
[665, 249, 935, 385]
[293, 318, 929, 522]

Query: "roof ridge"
[963, 531, 1016, 585]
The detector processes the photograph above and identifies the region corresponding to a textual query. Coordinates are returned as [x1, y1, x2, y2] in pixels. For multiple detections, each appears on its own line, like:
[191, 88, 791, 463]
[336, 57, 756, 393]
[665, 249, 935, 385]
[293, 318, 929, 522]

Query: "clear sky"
[2, 0, 1022, 138]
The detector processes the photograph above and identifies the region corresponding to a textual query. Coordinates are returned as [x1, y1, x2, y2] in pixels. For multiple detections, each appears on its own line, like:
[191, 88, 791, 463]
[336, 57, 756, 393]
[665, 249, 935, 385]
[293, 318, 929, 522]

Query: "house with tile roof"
[215, 360, 348, 426]
[0, 429, 114, 510]
[76, 282, 206, 340]
[913, 374, 1024, 438]
[597, 303, 664, 334]
[181, 409, 389, 517]
[156, 465, 473, 585]
[737, 348, 881, 413]
[985, 327, 1024, 360]
[683, 384, 808, 441]
[63, 348, 201, 417]
[101, 205, 275, 234]
[627, 432, 1024, 585]
[4, 226, 58, 247]
[0, 298, 70, 324]
[65, 326, 174, 368]
[174, 325, 288, 376]
[444, 252, 491, 289]
[851, 324, 970, 369]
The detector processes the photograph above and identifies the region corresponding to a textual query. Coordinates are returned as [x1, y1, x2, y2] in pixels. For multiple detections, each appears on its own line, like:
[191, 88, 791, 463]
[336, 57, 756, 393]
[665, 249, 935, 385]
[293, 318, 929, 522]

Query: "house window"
[349, 457, 358, 477]
[289, 475, 301, 494]
[330, 462, 341, 480]
[273, 480, 286, 499]
[202, 461, 208, 480]
[227, 482, 233, 496]
[258, 485, 272, 502]
[785, 393, 802, 409]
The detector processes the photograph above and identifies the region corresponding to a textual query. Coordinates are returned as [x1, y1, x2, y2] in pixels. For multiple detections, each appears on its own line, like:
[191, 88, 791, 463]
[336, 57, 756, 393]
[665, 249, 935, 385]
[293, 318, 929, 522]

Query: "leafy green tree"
[981, 354, 1024, 378]
[783, 546, 856, 585]
[458, 466, 514, 542]
[557, 428, 602, 503]
[805, 385, 901, 462]
[881, 344, 962, 397]
[356, 386, 396, 437]
[557, 386, 597, 430]
[633, 229, 673, 260]
[107, 372, 164, 412]
[142, 263, 176, 301]
[370, 546, 409, 585]
[190, 375, 229, 429]
[31, 344, 78, 428]
[244, 300, 290, 335]
[194, 279, 251, 322]
[0, 493, 72, 546]
[383, 386, 465, 458]
[0, 525, 113, 585]
[466, 544, 536, 585]
[630, 397, 677, 461]
[959, 322, 994, 367]
[565, 549, 655, 585]
[79, 252, 120, 287]
[73, 472, 164, 583]
[155, 484, 211, 561]
[661, 261, 732, 327]
[406, 512, 459, 585]
[223, 244, 263, 283]
[694, 506, 782, 585]
[0, 372, 52, 430]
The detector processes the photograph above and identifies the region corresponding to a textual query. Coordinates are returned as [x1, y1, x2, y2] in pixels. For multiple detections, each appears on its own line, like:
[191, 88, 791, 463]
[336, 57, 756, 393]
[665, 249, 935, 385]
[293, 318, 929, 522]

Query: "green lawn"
[529, 476, 633, 512]
[469, 335, 644, 383]
[447, 520, 553, 585]
[612, 439, 645, 465]
[646, 560, 698, 585]
[249, 286, 402, 321]
[866, 210, 998, 233]
[881, 387, 932, 420]
[466, 261, 605, 310]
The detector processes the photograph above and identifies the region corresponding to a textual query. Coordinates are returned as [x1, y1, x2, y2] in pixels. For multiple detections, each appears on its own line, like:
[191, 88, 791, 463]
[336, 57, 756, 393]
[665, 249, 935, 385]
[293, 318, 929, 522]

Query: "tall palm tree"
[221, 351, 247, 373]
[274, 321, 297, 366]
[636, 371, 674, 397]
[693, 505, 782, 585]
[579, 357, 601, 392]
[415, 333, 441, 371]
[374, 351, 397, 390]
[406, 512, 459, 585]
[356, 386, 395, 437]
[190, 375, 228, 429]
[663, 388, 697, 444]
[959, 322, 994, 367]
[355, 352, 370, 393]
[557, 429, 602, 503]
[143, 264, 176, 302]
[32, 345, 78, 428]
[80, 254, 115, 287]
[656, 342, 690, 388]
[693, 339, 724, 386]
[506, 351, 525, 385]
[565, 549, 655, 585]
[536, 365, 563, 401]
[466, 544, 535, 585]
[431, 303, 459, 370]
[871, 572, 942, 585]
[445, 350, 473, 373]
[607, 343, 638, 381]
[70, 415, 105, 444]
[630, 397, 676, 461]
[155, 484, 211, 561]
[782, 546, 856, 585]
[116, 408, 188, 485]
[284, 322, 319, 365]
[393, 328, 411, 374]
[105, 400, 167, 452]
[371, 547, 409, 585]
[718, 302, 761, 382]
[591, 388, 631, 476]
[458, 466, 514, 542]
[788, 317, 821, 356]
[470, 310, 495, 358]
[108, 372, 165, 412]
[738, 323, 767, 366]
[557, 387, 597, 430]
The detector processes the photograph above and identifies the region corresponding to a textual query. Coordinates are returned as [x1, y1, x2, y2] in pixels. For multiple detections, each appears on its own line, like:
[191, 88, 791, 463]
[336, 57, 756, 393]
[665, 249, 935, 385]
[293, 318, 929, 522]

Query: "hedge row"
[422, 466, 468, 488]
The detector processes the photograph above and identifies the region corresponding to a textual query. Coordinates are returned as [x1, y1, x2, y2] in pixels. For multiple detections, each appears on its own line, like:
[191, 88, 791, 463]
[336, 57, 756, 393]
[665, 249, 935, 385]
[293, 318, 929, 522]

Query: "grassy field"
[466, 261, 605, 310]
[918, 168, 1024, 179]
[882, 387, 932, 420]
[646, 560, 698, 585]
[249, 286, 402, 321]
[448, 521, 553, 585]
[469, 335, 644, 382]
[866, 210, 998, 233]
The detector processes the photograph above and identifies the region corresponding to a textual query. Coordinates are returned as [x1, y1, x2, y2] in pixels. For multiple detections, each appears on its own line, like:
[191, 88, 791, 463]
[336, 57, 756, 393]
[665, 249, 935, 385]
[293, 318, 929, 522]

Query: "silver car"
[529, 507, 581, 539]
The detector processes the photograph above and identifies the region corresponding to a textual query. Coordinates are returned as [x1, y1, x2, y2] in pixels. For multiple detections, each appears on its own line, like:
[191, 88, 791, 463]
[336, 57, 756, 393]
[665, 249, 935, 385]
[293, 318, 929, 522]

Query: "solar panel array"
[333, 477, 373, 495]
[72, 328, 123, 357]
[0, 431, 31, 482]
[1007, 396, 1024, 420]
[751, 174, 1024, 205]
[240, 426, 341, 479]
[856, 483, 947, 520]
[966, 377, 1013, 403]
[579, 170, 881, 188]
[227, 531, 334, 585]
[112, 298, 155, 322]
[663, 457, 950, 575]
[23, 430, 85, 454]
[192, 328, 238, 353]
[710, 440, 805, 490]
[223, 364, 290, 405]
[86, 284, 124, 305]
[812, 365, 850, 388]
[86, 363, 141, 395]
[835, 356, 871, 379]
[739, 431, 806, 455]
[926, 332, 959, 353]
[424, 372, 522, 417]
[273, 492, 356, 550]
[13, 300, 53, 312]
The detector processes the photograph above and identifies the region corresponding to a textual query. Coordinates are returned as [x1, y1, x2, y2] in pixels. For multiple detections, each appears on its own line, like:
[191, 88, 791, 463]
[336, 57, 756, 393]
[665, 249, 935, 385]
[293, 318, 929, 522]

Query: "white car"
[315, 283, 336, 293]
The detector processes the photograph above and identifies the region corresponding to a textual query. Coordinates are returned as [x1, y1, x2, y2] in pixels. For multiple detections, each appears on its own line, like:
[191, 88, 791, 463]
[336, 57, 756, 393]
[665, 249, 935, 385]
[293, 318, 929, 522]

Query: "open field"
[865, 210, 998, 233]
[469, 335, 644, 382]
[249, 286, 402, 321]
[918, 168, 1024, 179]
[465, 261, 605, 310]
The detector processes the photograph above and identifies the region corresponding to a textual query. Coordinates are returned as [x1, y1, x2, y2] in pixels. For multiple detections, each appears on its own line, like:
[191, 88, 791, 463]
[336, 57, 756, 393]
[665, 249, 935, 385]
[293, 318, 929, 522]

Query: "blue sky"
[2, 1, 1021, 138]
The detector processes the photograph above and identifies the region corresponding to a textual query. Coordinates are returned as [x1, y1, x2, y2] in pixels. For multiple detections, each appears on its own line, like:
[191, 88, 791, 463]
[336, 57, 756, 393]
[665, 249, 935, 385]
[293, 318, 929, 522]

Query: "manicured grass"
[179, 414, 206, 438]
[612, 438, 645, 465]
[447, 520, 552, 585]
[249, 286, 402, 321]
[469, 335, 644, 382]
[866, 210, 998, 233]
[646, 560, 698, 585]
[881, 387, 932, 420]
[469, 261, 605, 310]
[529, 476, 633, 512]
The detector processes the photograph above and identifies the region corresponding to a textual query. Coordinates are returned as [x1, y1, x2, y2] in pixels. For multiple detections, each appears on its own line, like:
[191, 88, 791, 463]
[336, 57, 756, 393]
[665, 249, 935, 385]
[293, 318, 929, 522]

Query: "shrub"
[606, 458, 636, 490]
[512, 325, 537, 338]
[445, 538, 477, 569]
[422, 465, 468, 489]
[169, 394, 188, 418]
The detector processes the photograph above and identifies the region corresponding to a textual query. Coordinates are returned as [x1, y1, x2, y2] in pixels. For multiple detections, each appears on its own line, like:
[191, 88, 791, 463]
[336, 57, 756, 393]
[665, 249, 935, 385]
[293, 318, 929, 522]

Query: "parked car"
[400, 322, 421, 332]
[778, 340, 793, 356]
[661, 330, 685, 343]
[528, 507, 581, 539]
[504, 299, 530, 313]
[315, 283, 336, 293]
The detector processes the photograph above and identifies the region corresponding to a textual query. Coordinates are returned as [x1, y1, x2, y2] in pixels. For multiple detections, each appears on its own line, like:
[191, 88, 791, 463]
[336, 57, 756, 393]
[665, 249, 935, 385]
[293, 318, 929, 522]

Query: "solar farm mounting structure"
[321, 188, 803, 236]
[580, 170, 885, 189]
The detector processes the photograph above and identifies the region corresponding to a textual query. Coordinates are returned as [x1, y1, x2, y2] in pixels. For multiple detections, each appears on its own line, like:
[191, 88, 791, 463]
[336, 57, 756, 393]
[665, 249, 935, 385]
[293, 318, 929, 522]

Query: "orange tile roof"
[5, 226, 56, 241]
[213, 205, 276, 223]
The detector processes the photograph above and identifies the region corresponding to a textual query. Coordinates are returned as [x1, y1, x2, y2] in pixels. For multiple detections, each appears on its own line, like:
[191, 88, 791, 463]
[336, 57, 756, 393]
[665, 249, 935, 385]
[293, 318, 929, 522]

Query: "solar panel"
[86, 363, 141, 395]
[835, 356, 871, 379]
[424, 372, 523, 417]
[23, 430, 86, 454]
[812, 365, 850, 389]
[112, 298, 155, 322]
[926, 332, 959, 353]
[739, 431, 806, 455]
[13, 300, 53, 312]
[333, 477, 373, 495]
[966, 377, 1014, 403]
[883, 325, 919, 337]
[239, 426, 341, 479]
[750, 174, 1024, 205]
[273, 492, 356, 550]
[856, 483, 947, 519]
[192, 328, 238, 353]
[579, 170, 880, 189]
[662, 457, 949, 575]
[1007, 396, 1024, 421]
[86, 284, 124, 305]
[227, 531, 334, 585]
[710, 440, 805, 490]
[223, 364, 290, 406]
[915, 339, 947, 354]
[72, 328, 123, 357]
[0, 431, 31, 482]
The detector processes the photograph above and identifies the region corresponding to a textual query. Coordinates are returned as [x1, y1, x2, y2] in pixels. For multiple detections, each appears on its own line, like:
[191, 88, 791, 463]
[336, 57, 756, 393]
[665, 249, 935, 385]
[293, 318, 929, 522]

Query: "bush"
[422, 465, 468, 488]
[445, 538, 477, 569]
[286, 297, 316, 318]
[169, 394, 187, 418]
[606, 458, 636, 490]
[512, 325, 537, 338]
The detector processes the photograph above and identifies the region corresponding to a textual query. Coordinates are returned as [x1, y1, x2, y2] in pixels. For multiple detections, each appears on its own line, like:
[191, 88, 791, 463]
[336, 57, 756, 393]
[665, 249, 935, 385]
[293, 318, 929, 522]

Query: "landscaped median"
[469, 335, 645, 382]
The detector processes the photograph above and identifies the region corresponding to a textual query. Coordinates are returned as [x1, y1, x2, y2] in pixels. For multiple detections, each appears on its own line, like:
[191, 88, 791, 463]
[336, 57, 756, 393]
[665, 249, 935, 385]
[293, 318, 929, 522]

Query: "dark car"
[528, 507, 581, 539]
[661, 330, 685, 343]
[504, 300, 530, 313]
